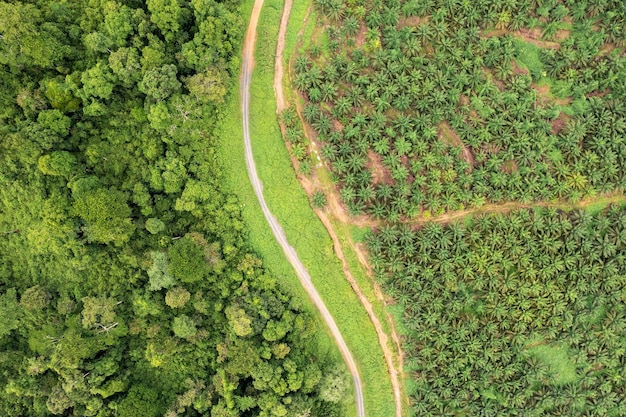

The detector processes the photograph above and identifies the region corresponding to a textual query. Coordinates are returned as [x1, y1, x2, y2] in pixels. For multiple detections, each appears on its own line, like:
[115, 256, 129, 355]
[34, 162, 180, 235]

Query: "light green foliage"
[311, 190, 327, 209]
[80, 62, 117, 100]
[81, 296, 118, 329]
[72, 187, 135, 245]
[185, 69, 229, 104]
[147, 251, 174, 291]
[145, 218, 165, 234]
[147, 101, 172, 130]
[147, 0, 183, 40]
[109, 47, 142, 87]
[19, 286, 50, 311]
[37, 151, 76, 177]
[37, 110, 71, 136]
[46, 385, 75, 415]
[0, 0, 344, 416]
[84, 31, 111, 54]
[525, 342, 578, 385]
[103, 2, 134, 47]
[225, 305, 253, 337]
[132, 291, 162, 318]
[319, 368, 349, 403]
[0, 1, 67, 67]
[43, 78, 81, 112]
[172, 314, 197, 338]
[165, 287, 190, 308]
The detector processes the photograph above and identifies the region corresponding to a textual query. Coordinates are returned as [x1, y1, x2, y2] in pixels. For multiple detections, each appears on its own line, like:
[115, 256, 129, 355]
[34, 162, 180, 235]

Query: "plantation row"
[292, 0, 626, 219]
[367, 206, 626, 416]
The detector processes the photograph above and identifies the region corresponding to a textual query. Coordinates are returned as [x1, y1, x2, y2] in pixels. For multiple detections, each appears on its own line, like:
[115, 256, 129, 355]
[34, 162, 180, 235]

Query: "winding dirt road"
[241, 1, 365, 416]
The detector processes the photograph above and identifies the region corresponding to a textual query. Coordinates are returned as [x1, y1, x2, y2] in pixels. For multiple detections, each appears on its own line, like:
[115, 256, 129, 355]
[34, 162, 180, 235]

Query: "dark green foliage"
[0, 288, 21, 339]
[72, 187, 135, 245]
[169, 236, 210, 283]
[139, 64, 182, 101]
[0, 0, 342, 415]
[117, 385, 163, 417]
[369, 206, 626, 415]
[311, 190, 328, 209]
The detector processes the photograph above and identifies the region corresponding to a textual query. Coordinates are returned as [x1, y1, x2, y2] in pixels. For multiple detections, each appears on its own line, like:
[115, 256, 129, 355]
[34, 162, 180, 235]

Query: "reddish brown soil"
[588, 89, 610, 98]
[398, 15, 429, 28]
[482, 67, 505, 90]
[355, 23, 367, 48]
[532, 82, 572, 107]
[282, 9, 406, 415]
[483, 27, 562, 49]
[554, 29, 571, 41]
[438, 121, 474, 168]
[512, 60, 529, 75]
[501, 159, 519, 174]
[367, 151, 393, 185]
[551, 112, 571, 136]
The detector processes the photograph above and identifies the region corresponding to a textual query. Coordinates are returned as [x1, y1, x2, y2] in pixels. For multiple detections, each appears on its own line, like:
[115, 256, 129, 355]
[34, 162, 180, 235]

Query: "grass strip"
[217, 0, 395, 416]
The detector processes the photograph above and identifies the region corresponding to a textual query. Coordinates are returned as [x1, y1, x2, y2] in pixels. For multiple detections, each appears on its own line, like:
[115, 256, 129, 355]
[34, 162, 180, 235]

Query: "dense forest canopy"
[297, 0, 626, 219]
[0, 0, 346, 416]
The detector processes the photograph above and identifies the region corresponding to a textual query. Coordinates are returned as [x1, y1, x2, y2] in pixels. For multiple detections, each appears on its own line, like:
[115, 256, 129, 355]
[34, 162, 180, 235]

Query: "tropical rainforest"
[0, 1, 347, 416]
[295, 0, 626, 415]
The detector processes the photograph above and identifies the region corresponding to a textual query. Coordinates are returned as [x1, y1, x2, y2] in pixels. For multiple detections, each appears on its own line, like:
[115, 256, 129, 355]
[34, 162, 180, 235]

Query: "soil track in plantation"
[277, 3, 406, 416]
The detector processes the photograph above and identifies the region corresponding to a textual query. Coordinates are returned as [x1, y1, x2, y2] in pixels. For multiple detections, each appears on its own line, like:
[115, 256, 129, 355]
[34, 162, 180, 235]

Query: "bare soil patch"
[482, 27, 562, 49]
[551, 112, 570, 136]
[512, 60, 529, 75]
[532, 82, 572, 107]
[482, 67, 505, 91]
[515, 27, 561, 49]
[355, 23, 367, 48]
[533, 82, 550, 97]
[588, 89, 610, 98]
[554, 29, 571, 41]
[501, 159, 518, 174]
[398, 15, 429, 28]
[367, 151, 394, 185]
[438, 121, 474, 168]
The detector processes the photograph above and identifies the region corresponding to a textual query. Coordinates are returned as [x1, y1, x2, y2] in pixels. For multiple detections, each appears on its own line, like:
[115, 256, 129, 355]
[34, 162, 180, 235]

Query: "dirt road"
[241, 1, 365, 416]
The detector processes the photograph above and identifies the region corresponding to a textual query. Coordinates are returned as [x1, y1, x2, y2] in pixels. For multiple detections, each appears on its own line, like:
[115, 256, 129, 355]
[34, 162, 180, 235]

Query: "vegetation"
[368, 206, 626, 415]
[217, 0, 397, 415]
[0, 0, 347, 416]
[287, 1, 626, 416]
[295, 0, 626, 219]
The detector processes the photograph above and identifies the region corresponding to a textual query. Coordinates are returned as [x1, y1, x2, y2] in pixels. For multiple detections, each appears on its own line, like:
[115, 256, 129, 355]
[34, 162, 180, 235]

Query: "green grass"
[216, 1, 396, 416]
[525, 342, 579, 385]
[513, 38, 545, 78]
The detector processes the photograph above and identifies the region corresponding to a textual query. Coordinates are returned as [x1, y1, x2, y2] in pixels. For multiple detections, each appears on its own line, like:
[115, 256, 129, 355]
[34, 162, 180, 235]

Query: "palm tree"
[343, 16, 360, 37]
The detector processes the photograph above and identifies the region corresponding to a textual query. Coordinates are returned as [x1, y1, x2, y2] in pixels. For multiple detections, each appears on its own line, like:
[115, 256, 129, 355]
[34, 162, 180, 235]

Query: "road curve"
[241, 1, 366, 416]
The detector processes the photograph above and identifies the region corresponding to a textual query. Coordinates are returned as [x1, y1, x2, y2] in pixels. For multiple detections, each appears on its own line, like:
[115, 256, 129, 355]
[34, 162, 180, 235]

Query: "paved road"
[240, 1, 365, 416]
